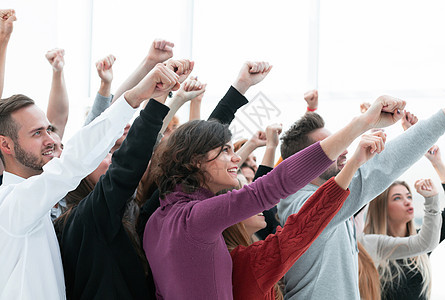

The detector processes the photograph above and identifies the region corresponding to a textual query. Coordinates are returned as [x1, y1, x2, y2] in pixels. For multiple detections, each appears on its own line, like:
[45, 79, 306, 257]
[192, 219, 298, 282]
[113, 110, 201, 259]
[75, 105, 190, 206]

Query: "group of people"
[0, 8, 444, 300]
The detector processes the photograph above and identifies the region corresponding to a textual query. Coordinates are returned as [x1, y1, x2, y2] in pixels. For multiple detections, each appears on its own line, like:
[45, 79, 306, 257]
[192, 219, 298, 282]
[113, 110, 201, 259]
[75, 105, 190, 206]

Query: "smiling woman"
[143, 119, 337, 299]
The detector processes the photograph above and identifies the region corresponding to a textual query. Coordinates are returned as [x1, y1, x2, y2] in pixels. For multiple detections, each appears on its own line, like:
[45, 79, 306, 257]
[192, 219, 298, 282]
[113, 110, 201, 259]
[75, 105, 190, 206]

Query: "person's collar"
[2, 171, 26, 186]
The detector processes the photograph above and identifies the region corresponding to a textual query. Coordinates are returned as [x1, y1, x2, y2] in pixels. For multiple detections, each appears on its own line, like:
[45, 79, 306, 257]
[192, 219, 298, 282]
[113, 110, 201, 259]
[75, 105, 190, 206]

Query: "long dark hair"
[151, 120, 232, 198]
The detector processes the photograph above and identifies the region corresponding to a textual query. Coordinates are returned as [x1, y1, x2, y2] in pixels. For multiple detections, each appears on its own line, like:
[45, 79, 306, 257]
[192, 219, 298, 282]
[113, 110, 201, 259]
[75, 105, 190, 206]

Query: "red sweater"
[230, 177, 350, 299]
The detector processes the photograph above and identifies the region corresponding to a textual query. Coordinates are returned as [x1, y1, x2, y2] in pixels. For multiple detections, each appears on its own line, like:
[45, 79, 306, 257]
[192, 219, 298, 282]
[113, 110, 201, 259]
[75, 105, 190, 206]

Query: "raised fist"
[46, 48, 65, 72]
[414, 178, 438, 198]
[304, 90, 318, 110]
[0, 9, 16, 38]
[96, 54, 116, 84]
[147, 39, 174, 64]
[401, 111, 418, 131]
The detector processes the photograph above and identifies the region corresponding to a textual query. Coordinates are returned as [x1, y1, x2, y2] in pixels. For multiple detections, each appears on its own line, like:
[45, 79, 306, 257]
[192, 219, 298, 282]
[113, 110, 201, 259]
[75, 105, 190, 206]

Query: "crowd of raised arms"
[1, 9, 445, 300]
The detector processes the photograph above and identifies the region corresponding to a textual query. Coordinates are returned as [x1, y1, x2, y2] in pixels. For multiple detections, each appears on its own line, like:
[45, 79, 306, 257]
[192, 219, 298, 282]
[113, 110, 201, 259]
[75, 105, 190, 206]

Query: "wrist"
[232, 79, 249, 95]
[354, 115, 373, 132]
[143, 56, 158, 70]
[124, 89, 143, 108]
[265, 145, 278, 151]
[98, 81, 112, 98]
[307, 106, 317, 112]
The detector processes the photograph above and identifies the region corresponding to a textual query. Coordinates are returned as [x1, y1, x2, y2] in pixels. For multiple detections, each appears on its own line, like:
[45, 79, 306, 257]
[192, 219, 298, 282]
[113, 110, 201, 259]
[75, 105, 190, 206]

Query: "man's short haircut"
[280, 112, 325, 159]
[0, 94, 35, 163]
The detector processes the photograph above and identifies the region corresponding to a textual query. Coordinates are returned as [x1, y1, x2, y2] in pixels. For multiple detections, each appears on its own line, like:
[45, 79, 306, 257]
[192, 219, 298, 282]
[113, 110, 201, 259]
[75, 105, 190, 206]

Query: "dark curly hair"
[280, 112, 324, 159]
[152, 120, 232, 198]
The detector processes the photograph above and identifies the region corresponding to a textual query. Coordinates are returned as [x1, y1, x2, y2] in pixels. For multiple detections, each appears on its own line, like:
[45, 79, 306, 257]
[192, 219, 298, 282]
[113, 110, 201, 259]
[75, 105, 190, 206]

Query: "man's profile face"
[11, 105, 56, 176]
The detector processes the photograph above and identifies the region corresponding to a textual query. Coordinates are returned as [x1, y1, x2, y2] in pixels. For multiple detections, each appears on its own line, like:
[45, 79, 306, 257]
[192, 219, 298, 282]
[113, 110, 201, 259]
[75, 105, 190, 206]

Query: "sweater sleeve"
[84, 93, 113, 126]
[440, 183, 445, 243]
[75, 99, 169, 240]
[359, 194, 442, 263]
[207, 86, 248, 124]
[187, 142, 334, 243]
[230, 178, 349, 298]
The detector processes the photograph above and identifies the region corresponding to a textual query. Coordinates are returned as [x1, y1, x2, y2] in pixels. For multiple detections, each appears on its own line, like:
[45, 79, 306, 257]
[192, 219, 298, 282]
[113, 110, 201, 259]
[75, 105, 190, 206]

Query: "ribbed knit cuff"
[424, 194, 440, 214]
[322, 177, 350, 200]
[285, 142, 334, 185]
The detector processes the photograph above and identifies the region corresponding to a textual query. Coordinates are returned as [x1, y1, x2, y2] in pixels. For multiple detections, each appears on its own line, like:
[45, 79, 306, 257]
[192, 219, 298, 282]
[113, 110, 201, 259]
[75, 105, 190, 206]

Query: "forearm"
[98, 81, 112, 98]
[319, 116, 368, 160]
[431, 161, 445, 183]
[160, 96, 186, 134]
[112, 57, 155, 103]
[47, 70, 69, 138]
[189, 99, 201, 120]
[0, 40, 8, 98]
[334, 160, 360, 190]
[260, 146, 277, 168]
[236, 141, 257, 167]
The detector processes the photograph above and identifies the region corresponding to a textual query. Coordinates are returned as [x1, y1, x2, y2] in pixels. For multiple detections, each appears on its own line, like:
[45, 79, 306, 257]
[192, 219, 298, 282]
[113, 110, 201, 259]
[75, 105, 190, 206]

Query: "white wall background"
[3, 0, 445, 238]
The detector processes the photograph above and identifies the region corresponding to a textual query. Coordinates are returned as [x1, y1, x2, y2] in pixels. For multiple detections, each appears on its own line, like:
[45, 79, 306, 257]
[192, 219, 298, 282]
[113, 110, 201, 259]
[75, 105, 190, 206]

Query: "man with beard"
[277, 109, 445, 300]
[0, 63, 180, 299]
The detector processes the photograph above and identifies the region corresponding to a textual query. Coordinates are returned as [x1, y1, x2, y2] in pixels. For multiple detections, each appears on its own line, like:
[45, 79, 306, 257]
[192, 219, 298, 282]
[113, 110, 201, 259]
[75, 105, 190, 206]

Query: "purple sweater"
[143, 142, 333, 299]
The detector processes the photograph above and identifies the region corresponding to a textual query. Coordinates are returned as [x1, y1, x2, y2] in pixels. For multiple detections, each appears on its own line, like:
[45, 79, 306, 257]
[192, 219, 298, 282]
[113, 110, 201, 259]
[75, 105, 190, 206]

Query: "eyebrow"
[29, 125, 55, 135]
[392, 193, 411, 197]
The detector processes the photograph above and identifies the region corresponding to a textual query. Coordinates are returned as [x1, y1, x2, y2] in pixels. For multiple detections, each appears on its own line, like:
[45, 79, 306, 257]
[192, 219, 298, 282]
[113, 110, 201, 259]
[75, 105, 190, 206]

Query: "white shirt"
[0, 96, 136, 300]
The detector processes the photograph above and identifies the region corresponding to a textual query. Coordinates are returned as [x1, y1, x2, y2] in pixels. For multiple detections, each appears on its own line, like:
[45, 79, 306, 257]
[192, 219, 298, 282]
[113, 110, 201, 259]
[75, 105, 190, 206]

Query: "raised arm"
[84, 55, 116, 126]
[231, 133, 385, 297]
[46, 49, 69, 138]
[112, 39, 174, 103]
[0, 9, 15, 99]
[190, 97, 406, 241]
[189, 76, 206, 121]
[236, 130, 266, 167]
[361, 179, 441, 261]
[208, 61, 272, 124]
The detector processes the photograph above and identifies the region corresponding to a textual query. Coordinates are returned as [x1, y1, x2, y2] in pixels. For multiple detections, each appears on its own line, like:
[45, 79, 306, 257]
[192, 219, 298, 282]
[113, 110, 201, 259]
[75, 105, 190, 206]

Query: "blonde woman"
[360, 179, 442, 300]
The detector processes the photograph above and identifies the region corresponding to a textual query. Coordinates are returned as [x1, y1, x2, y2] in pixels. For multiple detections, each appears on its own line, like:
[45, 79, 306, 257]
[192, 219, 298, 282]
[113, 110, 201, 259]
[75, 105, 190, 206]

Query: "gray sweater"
[277, 110, 445, 300]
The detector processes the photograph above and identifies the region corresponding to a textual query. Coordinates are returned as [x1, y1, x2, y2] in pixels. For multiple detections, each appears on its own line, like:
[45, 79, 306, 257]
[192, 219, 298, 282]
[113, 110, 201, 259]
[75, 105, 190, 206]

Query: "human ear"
[0, 135, 14, 156]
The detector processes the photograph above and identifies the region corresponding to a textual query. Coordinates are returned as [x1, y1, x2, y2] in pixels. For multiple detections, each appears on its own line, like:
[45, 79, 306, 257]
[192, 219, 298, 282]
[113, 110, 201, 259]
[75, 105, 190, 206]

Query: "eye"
[33, 131, 41, 136]
[408, 195, 412, 200]
[222, 146, 230, 153]
[393, 196, 401, 201]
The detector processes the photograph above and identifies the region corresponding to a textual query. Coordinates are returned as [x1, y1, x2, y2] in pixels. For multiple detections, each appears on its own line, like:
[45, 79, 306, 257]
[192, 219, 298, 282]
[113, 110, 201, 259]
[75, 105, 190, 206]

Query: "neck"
[388, 221, 408, 237]
[4, 159, 42, 179]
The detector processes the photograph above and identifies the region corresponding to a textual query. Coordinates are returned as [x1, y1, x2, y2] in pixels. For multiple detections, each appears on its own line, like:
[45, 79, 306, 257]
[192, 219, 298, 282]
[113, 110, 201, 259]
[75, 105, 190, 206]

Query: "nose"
[232, 153, 241, 163]
[341, 149, 348, 156]
[44, 131, 56, 147]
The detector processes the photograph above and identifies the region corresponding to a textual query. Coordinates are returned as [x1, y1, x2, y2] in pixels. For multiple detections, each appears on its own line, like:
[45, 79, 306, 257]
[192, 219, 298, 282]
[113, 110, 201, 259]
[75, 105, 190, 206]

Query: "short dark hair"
[0, 94, 35, 163]
[152, 120, 232, 198]
[280, 112, 325, 159]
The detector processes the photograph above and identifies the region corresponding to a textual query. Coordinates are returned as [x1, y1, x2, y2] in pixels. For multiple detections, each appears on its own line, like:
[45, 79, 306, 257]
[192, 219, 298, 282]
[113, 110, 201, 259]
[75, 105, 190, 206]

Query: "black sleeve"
[207, 86, 248, 124]
[137, 189, 160, 241]
[251, 165, 281, 240]
[74, 99, 169, 241]
[253, 165, 273, 182]
[440, 184, 445, 244]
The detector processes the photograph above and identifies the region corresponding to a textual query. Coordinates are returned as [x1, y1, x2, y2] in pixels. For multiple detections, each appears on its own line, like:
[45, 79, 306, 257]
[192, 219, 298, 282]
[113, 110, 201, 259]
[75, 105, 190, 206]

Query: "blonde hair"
[357, 241, 381, 300]
[364, 181, 431, 299]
